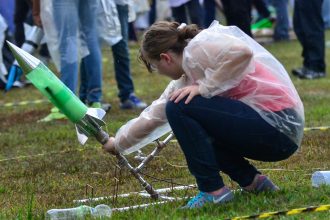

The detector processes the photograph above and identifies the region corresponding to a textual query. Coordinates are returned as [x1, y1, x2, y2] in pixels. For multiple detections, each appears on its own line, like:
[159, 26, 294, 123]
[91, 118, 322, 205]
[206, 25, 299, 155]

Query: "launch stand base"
[114, 132, 175, 199]
[74, 132, 197, 210]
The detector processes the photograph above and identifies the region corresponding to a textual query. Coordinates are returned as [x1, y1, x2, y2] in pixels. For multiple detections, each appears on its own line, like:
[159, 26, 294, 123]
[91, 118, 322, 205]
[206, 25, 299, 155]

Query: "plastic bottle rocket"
[5, 26, 45, 91]
[6, 41, 109, 145]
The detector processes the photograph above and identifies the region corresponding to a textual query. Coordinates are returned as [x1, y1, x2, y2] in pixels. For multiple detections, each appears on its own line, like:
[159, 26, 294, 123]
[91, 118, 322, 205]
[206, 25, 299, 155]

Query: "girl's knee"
[165, 101, 181, 118]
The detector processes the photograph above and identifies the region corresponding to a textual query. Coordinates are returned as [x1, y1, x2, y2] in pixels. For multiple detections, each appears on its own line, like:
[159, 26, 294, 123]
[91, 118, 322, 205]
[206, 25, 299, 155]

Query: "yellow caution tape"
[227, 204, 330, 219]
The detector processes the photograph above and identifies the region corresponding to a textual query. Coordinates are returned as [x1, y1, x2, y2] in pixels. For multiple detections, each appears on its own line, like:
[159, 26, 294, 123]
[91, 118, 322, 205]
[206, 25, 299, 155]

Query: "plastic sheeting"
[114, 20, 304, 154]
[0, 14, 7, 78]
[98, 0, 122, 47]
[114, 80, 185, 155]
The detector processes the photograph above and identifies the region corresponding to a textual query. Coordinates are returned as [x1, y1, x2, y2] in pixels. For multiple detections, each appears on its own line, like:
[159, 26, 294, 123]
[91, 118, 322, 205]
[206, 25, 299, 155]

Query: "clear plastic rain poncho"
[114, 21, 305, 155]
[0, 14, 8, 78]
[40, 0, 122, 71]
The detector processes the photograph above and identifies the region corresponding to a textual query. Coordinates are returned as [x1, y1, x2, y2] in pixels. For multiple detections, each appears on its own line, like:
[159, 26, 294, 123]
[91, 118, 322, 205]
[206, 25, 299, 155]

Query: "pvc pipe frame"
[73, 132, 197, 211]
[74, 184, 196, 212]
[113, 132, 175, 199]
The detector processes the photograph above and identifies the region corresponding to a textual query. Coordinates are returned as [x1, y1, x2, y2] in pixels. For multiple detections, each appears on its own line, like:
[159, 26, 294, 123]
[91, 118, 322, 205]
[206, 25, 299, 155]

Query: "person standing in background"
[111, 0, 147, 109]
[169, 0, 204, 28]
[323, 0, 330, 29]
[33, 0, 104, 121]
[272, 0, 290, 41]
[14, 0, 32, 47]
[203, 0, 216, 27]
[292, 0, 326, 79]
[221, 0, 252, 36]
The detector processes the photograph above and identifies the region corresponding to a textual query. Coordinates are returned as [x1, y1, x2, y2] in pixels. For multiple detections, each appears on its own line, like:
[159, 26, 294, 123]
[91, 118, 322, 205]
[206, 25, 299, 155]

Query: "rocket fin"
[75, 125, 88, 145]
[86, 108, 106, 126]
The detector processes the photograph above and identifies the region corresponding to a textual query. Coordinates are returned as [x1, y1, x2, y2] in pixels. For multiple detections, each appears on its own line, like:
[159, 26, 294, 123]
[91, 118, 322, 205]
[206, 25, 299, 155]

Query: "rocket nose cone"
[6, 40, 41, 73]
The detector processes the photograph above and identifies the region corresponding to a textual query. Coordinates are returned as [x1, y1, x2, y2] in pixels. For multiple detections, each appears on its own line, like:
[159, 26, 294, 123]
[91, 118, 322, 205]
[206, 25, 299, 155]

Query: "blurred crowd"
[0, 0, 328, 121]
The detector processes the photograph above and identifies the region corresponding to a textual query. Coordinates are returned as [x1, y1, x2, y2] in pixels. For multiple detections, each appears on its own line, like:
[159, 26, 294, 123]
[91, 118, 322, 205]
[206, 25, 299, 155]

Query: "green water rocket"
[7, 41, 109, 145]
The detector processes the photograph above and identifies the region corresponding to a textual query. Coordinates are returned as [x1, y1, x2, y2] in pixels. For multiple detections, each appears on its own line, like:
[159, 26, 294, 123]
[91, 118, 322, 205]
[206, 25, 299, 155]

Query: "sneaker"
[251, 18, 273, 31]
[181, 187, 234, 209]
[292, 67, 305, 78]
[255, 175, 280, 192]
[120, 93, 147, 110]
[244, 175, 280, 193]
[292, 67, 326, 79]
[90, 102, 102, 108]
[317, 71, 326, 78]
[89, 102, 112, 112]
[38, 107, 66, 122]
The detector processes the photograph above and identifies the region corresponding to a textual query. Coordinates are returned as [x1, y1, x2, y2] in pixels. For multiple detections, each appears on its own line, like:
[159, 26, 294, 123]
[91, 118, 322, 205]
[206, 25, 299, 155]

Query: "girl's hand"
[170, 85, 200, 104]
[103, 137, 118, 155]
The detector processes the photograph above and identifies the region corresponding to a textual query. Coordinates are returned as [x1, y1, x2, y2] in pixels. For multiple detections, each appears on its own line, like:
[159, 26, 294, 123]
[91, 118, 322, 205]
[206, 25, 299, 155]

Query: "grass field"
[0, 33, 330, 220]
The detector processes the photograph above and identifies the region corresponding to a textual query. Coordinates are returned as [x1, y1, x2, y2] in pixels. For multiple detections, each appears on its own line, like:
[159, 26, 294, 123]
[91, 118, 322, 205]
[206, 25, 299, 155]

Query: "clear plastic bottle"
[311, 171, 330, 187]
[90, 204, 112, 218]
[46, 204, 112, 219]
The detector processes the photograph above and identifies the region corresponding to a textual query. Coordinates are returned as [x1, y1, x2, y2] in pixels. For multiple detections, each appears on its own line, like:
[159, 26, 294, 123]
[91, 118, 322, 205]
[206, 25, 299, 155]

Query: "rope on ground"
[304, 126, 330, 131]
[0, 99, 48, 107]
[0, 146, 98, 163]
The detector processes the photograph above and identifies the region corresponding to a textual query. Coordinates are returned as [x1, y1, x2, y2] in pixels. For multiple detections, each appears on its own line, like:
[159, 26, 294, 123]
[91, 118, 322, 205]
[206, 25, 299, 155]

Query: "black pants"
[14, 0, 33, 47]
[221, 0, 252, 36]
[166, 96, 298, 192]
[293, 0, 325, 72]
[253, 0, 270, 20]
[171, 0, 204, 28]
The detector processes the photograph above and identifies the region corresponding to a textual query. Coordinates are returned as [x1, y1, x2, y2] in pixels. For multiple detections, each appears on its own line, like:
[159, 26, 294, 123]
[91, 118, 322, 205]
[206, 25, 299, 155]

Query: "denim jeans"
[171, 0, 204, 28]
[293, 0, 325, 72]
[166, 96, 298, 192]
[323, 0, 330, 28]
[149, 0, 156, 25]
[53, 0, 102, 103]
[111, 4, 134, 102]
[272, 0, 289, 40]
[79, 53, 102, 103]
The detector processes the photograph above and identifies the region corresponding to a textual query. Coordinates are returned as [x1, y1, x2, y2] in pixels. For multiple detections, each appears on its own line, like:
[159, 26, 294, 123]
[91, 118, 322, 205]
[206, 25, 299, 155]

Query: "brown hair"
[139, 21, 201, 72]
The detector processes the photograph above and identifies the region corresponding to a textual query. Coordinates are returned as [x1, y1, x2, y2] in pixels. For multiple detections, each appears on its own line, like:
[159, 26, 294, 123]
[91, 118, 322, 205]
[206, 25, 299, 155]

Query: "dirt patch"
[0, 109, 48, 128]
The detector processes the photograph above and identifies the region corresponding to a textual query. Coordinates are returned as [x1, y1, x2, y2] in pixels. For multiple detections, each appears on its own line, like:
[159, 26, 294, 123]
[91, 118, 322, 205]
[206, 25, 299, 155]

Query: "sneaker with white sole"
[181, 187, 234, 209]
[120, 93, 147, 110]
[243, 175, 280, 193]
[89, 102, 112, 112]
[254, 175, 280, 192]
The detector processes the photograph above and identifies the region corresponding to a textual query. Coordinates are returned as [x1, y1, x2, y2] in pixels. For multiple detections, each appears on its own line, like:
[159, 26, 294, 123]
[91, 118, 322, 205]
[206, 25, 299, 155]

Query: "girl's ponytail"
[177, 23, 200, 42]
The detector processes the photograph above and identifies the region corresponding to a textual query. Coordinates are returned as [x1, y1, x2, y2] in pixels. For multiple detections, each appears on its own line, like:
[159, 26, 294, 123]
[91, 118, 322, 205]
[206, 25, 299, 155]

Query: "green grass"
[0, 33, 330, 219]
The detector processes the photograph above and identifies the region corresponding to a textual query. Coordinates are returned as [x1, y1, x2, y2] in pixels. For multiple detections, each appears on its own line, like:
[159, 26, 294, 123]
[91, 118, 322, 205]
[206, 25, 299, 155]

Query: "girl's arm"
[113, 80, 180, 154]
